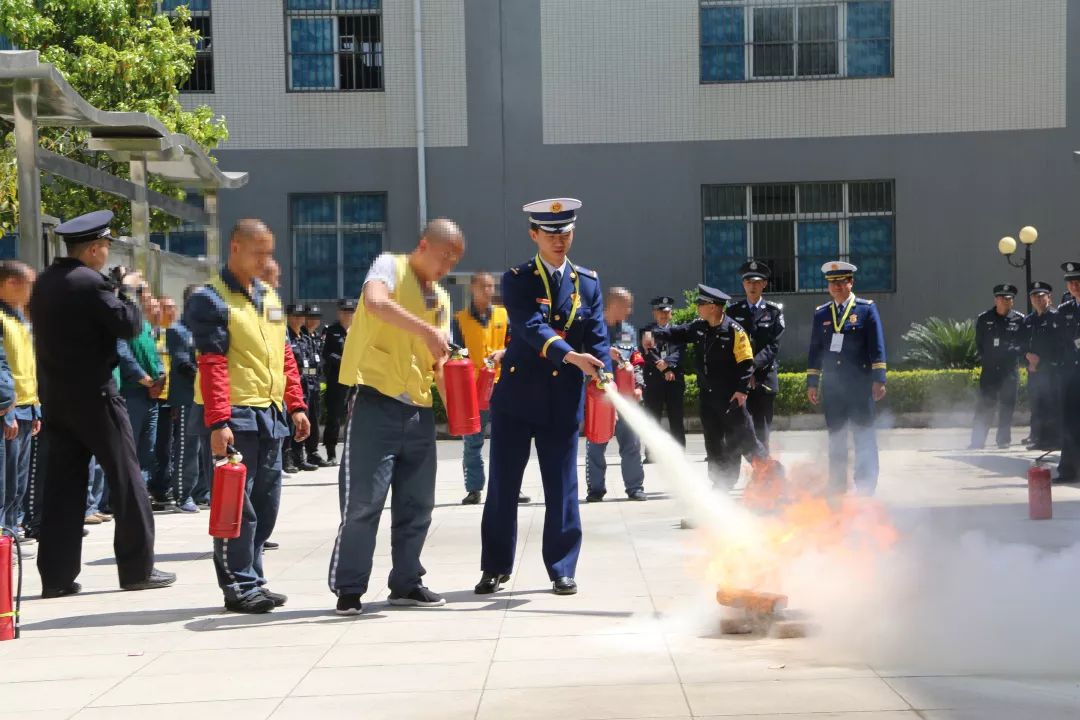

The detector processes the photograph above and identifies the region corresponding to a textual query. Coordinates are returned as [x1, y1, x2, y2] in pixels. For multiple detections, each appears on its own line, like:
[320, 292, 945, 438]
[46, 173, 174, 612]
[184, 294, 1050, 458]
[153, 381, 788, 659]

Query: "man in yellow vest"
[452, 272, 529, 506]
[185, 220, 311, 614]
[330, 219, 464, 615]
[0, 261, 39, 541]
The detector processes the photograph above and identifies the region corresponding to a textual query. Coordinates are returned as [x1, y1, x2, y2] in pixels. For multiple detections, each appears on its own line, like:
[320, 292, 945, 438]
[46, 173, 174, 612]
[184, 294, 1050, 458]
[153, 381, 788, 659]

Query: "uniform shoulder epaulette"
[509, 259, 535, 276]
[816, 302, 830, 311]
[728, 317, 746, 333]
[765, 300, 784, 310]
[855, 297, 874, 305]
[573, 265, 598, 280]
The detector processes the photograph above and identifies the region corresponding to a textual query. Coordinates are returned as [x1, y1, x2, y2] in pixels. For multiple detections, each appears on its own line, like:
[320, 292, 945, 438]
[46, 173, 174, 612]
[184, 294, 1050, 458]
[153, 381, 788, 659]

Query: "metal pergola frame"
[0, 49, 247, 277]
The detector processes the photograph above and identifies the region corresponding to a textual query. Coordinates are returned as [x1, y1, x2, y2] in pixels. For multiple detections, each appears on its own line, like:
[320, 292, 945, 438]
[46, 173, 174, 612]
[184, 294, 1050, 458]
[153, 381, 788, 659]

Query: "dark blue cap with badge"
[740, 259, 771, 281]
[695, 284, 730, 306]
[523, 198, 581, 234]
[1029, 281, 1052, 296]
[994, 283, 1018, 297]
[650, 295, 675, 311]
[1063, 261, 1080, 281]
[338, 298, 358, 311]
[821, 261, 857, 281]
[285, 303, 304, 315]
[303, 304, 322, 317]
[54, 210, 114, 245]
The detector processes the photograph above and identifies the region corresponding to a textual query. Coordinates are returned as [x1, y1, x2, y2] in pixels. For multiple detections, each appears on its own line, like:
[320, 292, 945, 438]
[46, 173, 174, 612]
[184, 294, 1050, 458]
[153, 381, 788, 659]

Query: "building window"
[700, 0, 892, 83]
[285, 0, 384, 92]
[161, 0, 214, 93]
[290, 192, 386, 301]
[0, 234, 17, 260]
[702, 180, 895, 293]
[150, 193, 209, 258]
[0, 35, 15, 51]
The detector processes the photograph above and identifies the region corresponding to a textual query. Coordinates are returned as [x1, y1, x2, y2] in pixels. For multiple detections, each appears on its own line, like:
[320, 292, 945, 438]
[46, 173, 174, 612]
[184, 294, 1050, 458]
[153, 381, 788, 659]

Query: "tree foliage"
[0, 0, 228, 235]
[901, 317, 978, 369]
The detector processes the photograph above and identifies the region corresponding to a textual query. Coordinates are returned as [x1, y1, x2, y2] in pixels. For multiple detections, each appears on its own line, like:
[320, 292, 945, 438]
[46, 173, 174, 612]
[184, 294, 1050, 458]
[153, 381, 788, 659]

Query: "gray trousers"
[328, 389, 437, 596]
[585, 415, 645, 496]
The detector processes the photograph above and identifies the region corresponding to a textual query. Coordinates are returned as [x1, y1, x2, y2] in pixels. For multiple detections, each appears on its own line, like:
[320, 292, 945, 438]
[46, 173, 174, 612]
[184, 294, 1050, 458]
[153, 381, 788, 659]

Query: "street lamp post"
[997, 225, 1039, 312]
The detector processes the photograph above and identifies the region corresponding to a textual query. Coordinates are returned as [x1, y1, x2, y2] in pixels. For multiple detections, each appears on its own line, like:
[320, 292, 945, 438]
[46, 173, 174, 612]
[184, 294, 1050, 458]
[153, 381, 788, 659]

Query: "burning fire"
[701, 459, 899, 601]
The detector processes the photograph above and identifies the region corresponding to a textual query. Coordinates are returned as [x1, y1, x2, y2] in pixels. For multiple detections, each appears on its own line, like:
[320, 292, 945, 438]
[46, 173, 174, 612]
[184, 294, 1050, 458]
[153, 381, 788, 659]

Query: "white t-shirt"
[364, 253, 399, 292]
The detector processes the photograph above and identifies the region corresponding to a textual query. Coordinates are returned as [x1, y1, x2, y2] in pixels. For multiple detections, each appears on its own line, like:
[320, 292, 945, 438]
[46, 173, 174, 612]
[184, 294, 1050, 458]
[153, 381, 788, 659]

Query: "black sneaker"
[298, 460, 319, 471]
[283, 459, 300, 474]
[225, 593, 275, 614]
[585, 491, 605, 503]
[627, 489, 648, 501]
[259, 588, 288, 607]
[42, 582, 81, 599]
[462, 490, 481, 505]
[387, 586, 446, 607]
[517, 492, 531, 504]
[325, 456, 339, 467]
[263, 541, 280, 550]
[335, 593, 363, 615]
[121, 568, 177, 591]
[307, 453, 332, 468]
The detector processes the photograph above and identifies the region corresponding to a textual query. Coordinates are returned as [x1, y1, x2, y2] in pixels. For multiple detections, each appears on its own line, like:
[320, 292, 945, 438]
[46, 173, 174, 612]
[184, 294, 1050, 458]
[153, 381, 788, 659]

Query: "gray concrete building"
[178, 0, 1080, 360]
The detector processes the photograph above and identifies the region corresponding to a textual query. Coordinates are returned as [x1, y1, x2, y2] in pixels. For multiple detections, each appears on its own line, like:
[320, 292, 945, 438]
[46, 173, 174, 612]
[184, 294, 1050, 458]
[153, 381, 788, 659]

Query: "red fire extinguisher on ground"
[0, 530, 21, 641]
[209, 447, 246, 539]
[476, 358, 496, 412]
[1028, 460, 1053, 521]
[584, 375, 616, 444]
[445, 344, 481, 436]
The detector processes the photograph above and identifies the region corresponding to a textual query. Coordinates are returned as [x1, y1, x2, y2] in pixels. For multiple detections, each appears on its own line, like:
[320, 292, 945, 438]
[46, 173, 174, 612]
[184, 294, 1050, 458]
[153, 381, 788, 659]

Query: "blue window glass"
[338, 0, 380, 9]
[296, 231, 338, 299]
[0, 35, 14, 51]
[849, 217, 893, 291]
[290, 18, 335, 89]
[162, 0, 210, 10]
[847, 1, 891, 77]
[700, 6, 745, 82]
[342, 231, 382, 299]
[287, 0, 331, 9]
[341, 194, 385, 225]
[797, 222, 840, 292]
[168, 230, 208, 258]
[292, 193, 386, 301]
[291, 194, 336, 225]
[0, 234, 18, 260]
[703, 221, 746, 293]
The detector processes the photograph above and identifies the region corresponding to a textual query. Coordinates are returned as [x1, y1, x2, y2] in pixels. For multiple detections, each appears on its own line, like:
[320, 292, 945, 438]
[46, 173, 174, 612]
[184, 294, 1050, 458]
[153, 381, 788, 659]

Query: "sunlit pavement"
[3, 427, 1079, 719]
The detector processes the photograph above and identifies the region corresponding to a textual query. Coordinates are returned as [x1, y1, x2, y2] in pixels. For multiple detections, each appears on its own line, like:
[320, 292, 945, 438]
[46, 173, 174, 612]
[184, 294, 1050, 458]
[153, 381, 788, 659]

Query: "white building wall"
[182, 0, 467, 149]
[540, 0, 1067, 145]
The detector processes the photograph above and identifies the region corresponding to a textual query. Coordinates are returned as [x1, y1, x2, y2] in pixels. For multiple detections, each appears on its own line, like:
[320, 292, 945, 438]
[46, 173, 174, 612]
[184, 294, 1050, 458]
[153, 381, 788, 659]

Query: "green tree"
[0, 0, 228, 236]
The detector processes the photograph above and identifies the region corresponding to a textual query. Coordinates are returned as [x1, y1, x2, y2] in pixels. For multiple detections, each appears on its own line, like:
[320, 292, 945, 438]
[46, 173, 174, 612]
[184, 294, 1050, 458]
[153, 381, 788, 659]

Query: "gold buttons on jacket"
[554, 315, 561, 321]
[552, 370, 559, 377]
[510, 366, 516, 373]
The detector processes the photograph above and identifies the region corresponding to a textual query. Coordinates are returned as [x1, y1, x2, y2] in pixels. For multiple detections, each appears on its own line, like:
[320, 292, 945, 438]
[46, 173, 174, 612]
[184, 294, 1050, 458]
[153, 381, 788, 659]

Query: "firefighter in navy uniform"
[725, 260, 785, 451]
[970, 284, 1026, 450]
[30, 210, 175, 597]
[639, 296, 686, 453]
[643, 284, 767, 489]
[1022, 282, 1061, 451]
[284, 305, 317, 472]
[1054, 262, 1080, 483]
[301, 305, 329, 467]
[476, 198, 611, 597]
[321, 299, 355, 466]
[806, 262, 887, 495]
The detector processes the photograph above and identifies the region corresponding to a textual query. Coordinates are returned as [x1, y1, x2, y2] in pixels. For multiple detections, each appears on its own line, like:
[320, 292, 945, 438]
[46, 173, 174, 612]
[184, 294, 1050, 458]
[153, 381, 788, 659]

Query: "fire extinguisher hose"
[1, 526, 23, 640]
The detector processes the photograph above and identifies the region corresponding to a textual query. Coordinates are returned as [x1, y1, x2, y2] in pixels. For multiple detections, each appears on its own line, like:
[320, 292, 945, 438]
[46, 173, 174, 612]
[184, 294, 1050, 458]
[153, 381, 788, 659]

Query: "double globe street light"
[998, 225, 1039, 312]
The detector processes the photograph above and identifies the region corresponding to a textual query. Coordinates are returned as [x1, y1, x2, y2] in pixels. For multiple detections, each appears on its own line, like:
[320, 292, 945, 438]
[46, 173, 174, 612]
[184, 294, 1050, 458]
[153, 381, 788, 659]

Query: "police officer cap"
[1029, 281, 1053, 296]
[54, 210, 114, 245]
[993, 283, 1018, 298]
[285, 303, 305, 316]
[650, 295, 675, 311]
[695, 284, 730, 306]
[821, 261, 857, 281]
[303, 304, 322, 317]
[1063, 261, 1080, 280]
[740, 259, 771, 281]
[523, 198, 581, 234]
[338, 298, 358, 311]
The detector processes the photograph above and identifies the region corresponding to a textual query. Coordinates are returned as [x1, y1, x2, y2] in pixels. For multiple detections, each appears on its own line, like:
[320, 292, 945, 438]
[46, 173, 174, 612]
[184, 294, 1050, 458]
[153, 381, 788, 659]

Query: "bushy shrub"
[901, 317, 978, 369]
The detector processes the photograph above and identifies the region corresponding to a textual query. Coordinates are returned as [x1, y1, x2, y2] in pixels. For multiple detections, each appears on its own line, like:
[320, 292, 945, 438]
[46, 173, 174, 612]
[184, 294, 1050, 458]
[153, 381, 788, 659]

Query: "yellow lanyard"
[830, 294, 856, 333]
[536, 254, 581, 332]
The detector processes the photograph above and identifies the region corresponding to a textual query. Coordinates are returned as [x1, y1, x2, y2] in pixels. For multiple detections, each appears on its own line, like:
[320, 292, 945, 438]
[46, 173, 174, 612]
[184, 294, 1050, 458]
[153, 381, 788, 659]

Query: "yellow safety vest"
[156, 330, 171, 402]
[454, 305, 508, 381]
[338, 254, 450, 407]
[194, 275, 287, 409]
[0, 309, 38, 407]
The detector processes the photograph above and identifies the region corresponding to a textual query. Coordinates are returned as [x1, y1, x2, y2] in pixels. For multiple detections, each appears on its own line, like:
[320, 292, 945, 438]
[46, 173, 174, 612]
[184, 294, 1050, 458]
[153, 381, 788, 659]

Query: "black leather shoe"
[627, 490, 648, 501]
[259, 588, 288, 607]
[474, 572, 510, 595]
[307, 453, 332, 468]
[283, 459, 299, 474]
[263, 541, 280, 550]
[462, 491, 481, 505]
[585, 491, 604, 503]
[298, 460, 319, 471]
[121, 568, 177, 591]
[553, 577, 577, 595]
[517, 492, 531, 504]
[225, 594, 275, 614]
[325, 456, 339, 467]
[42, 582, 81, 599]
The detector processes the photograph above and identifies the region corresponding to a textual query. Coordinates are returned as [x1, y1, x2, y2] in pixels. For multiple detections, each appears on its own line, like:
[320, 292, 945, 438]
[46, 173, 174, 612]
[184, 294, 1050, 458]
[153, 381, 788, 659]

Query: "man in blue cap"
[1021, 282, 1061, 451]
[970, 284, 1025, 450]
[475, 198, 610, 596]
[806, 261, 887, 494]
[643, 284, 766, 488]
[1053, 262, 1080, 483]
[321, 298, 356, 465]
[29, 210, 175, 597]
[639, 295, 686, 452]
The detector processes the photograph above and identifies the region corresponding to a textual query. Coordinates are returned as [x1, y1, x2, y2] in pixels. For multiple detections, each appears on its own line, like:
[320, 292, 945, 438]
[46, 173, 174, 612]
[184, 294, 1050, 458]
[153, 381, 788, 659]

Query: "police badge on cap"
[523, 198, 581, 234]
[739, 259, 771, 281]
[993, 284, 1018, 298]
[1063, 261, 1080, 281]
[650, 295, 675, 311]
[1029, 281, 1052, 296]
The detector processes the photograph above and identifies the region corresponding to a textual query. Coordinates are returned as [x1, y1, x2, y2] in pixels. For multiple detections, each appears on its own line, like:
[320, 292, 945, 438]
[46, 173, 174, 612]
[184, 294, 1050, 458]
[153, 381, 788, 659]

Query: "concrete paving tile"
[672, 652, 877, 683]
[696, 714, 918, 720]
[4, 677, 119, 712]
[477, 683, 690, 720]
[318, 638, 496, 667]
[0, 632, 185, 659]
[270, 691, 482, 719]
[72, 699, 280, 720]
[0, 653, 158, 683]
[486, 654, 679, 689]
[884, 676, 1080, 714]
[498, 612, 661, 638]
[135, 645, 327, 675]
[4, 711, 82, 720]
[175, 620, 350, 650]
[291, 661, 489, 696]
[337, 617, 504, 644]
[684, 677, 910, 716]
[494, 632, 667, 661]
[89, 667, 309, 706]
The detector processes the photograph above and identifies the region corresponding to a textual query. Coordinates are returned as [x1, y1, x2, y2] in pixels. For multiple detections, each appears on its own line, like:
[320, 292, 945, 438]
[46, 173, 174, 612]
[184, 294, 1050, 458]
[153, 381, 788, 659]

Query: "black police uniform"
[650, 285, 765, 488]
[1055, 263, 1080, 482]
[29, 211, 161, 593]
[1023, 283, 1061, 450]
[321, 299, 355, 463]
[301, 306, 325, 463]
[286, 308, 317, 471]
[725, 261, 785, 450]
[639, 296, 686, 448]
[971, 286, 1025, 449]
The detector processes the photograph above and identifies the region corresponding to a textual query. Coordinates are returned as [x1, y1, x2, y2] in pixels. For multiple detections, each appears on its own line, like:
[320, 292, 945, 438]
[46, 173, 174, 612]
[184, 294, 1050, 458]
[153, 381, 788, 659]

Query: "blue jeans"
[86, 457, 105, 516]
[463, 409, 491, 492]
[585, 416, 645, 496]
[3, 419, 33, 530]
[122, 389, 159, 485]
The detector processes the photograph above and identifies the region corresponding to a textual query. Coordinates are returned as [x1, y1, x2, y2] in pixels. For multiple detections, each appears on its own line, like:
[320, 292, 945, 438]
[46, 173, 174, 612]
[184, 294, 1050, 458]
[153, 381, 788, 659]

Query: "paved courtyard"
[3, 428, 1080, 719]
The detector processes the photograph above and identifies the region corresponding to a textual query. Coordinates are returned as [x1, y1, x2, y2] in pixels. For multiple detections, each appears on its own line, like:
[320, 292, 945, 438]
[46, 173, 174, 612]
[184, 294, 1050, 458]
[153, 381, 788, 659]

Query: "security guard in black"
[970, 284, 1025, 449]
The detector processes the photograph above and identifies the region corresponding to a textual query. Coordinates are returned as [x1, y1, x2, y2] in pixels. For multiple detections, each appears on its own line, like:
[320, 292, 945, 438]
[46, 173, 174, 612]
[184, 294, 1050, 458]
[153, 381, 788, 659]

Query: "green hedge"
[430, 369, 1027, 424]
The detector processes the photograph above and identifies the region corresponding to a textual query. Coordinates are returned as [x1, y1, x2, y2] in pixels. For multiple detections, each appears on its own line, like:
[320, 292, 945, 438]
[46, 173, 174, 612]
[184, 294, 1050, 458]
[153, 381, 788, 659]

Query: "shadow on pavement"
[85, 551, 212, 566]
[940, 453, 1038, 479]
[21, 606, 225, 631]
[185, 608, 368, 631]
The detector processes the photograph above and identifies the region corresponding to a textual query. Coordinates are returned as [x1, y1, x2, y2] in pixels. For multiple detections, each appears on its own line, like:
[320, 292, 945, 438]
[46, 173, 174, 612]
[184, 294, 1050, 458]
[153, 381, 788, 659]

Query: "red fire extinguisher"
[584, 375, 616, 444]
[445, 344, 481, 436]
[614, 364, 636, 397]
[209, 447, 246, 539]
[1028, 462, 1052, 520]
[0, 531, 21, 641]
[476, 358, 496, 412]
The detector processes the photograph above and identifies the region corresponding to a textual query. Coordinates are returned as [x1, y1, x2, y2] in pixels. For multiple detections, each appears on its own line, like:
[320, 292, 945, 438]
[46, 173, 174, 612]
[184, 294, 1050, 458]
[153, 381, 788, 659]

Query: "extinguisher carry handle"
[213, 445, 243, 465]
